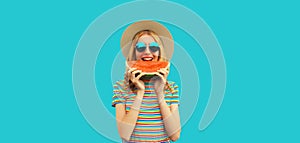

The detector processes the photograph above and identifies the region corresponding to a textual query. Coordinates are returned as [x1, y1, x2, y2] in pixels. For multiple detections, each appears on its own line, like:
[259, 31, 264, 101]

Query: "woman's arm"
[158, 97, 181, 141]
[115, 89, 144, 141]
[154, 68, 181, 141]
[116, 68, 147, 141]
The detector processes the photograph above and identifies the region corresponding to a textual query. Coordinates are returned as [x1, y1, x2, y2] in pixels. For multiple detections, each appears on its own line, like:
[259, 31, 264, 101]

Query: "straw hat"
[120, 20, 174, 60]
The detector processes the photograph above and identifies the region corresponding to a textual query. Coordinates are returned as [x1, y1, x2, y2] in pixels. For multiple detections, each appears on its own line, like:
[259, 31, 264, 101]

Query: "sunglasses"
[135, 42, 160, 53]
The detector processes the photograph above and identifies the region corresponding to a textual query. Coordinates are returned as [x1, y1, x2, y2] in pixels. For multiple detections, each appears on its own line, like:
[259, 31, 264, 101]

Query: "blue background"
[1, 0, 299, 142]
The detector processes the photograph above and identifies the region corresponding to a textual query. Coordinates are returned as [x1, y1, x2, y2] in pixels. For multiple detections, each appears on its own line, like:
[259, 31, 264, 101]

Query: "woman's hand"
[153, 68, 169, 102]
[127, 68, 146, 90]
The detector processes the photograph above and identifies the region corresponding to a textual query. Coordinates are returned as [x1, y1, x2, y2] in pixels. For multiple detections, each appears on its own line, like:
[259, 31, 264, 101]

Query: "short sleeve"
[165, 81, 180, 106]
[112, 81, 126, 107]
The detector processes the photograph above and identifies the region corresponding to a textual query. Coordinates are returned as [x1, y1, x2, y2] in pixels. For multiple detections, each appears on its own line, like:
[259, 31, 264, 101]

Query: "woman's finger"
[136, 72, 147, 80]
[155, 72, 166, 83]
[161, 69, 169, 78]
[132, 70, 142, 79]
[128, 68, 137, 74]
[161, 68, 169, 75]
[157, 69, 167, 77]
[127, 68, 136, 79]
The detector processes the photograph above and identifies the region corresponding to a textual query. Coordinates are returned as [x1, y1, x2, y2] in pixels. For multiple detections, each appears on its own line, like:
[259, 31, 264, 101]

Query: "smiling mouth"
[141, 57, 153, 61]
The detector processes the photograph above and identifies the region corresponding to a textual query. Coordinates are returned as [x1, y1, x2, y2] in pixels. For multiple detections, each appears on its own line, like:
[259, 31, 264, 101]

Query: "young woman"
[112, 20, 181, 143]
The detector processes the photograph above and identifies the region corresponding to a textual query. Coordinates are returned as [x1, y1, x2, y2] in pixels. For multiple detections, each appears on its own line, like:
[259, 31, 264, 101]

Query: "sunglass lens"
[136, 46, 146, 52]
[149, 42, 160, 52]
[149, 46, 160, 52]
[135, 42, 146, 52]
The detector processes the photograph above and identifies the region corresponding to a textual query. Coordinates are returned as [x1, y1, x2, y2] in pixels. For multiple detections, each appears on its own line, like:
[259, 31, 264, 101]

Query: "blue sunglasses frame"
[135, 42, 160, 53]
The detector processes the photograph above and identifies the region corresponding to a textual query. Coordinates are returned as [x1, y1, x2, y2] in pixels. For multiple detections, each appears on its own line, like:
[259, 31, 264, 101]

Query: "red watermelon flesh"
[126, 61, 170, 74]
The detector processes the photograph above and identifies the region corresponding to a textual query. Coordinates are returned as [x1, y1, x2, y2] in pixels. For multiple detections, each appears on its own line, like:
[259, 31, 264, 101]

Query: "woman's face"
[135, 34, 160, 61]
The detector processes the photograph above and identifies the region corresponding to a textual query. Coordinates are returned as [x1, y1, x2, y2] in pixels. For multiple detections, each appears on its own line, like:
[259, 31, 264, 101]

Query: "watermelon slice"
[126, 61, 170, 77]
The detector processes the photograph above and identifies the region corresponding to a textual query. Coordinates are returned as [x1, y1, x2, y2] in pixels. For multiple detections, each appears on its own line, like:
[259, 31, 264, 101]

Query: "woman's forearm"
[158, 97, 181, 141]
[117, 89, 144, 141]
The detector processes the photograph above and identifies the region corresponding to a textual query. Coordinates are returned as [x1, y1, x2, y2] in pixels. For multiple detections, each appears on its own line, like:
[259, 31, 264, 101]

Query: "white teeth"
[142, 58, 153, 61]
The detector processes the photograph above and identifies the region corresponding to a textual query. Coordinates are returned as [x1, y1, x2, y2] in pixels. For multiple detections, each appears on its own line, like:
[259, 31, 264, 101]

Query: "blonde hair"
[123, 30, 174, 93]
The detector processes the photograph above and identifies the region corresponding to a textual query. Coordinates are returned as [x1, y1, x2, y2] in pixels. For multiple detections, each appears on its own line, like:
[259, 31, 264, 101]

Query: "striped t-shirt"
[112, 80, 179, 143]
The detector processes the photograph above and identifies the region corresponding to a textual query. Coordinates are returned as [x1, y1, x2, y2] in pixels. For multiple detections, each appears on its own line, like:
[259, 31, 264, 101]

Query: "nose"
[143, 46, 151, 55]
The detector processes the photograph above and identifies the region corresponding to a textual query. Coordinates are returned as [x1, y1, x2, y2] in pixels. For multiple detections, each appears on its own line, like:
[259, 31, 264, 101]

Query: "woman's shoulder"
[114, 79, 126, 85]
[167, 81, 179, 88]
[166, 80, 179, 95]
[113, 80, 128, 91]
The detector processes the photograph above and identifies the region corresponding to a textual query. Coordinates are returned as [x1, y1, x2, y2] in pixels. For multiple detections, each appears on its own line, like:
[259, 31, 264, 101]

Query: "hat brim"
[120, 20, 174, 60]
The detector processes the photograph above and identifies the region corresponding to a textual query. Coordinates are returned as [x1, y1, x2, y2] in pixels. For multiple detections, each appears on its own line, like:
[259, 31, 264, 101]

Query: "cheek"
[155, 51, 160, 56]
[135, 51, 142, 60]
[153, 51, 160, 57]
[153, 51, 160, 60]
